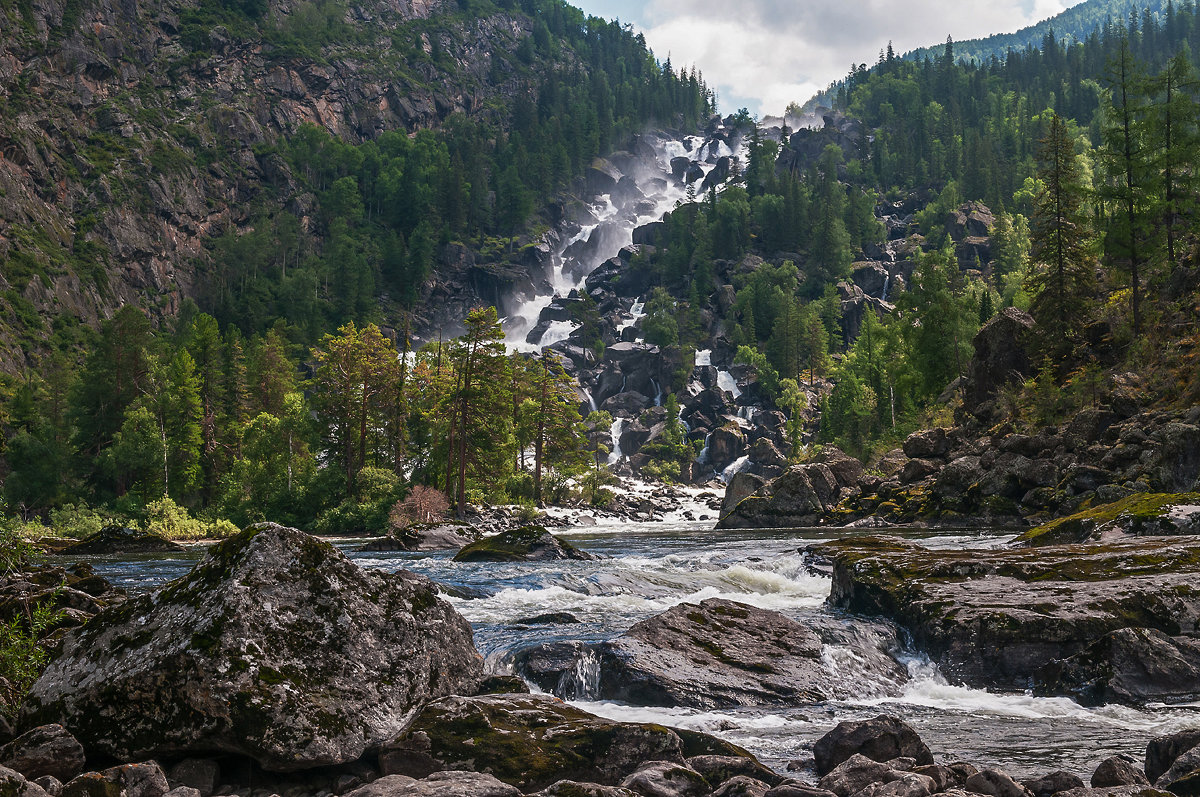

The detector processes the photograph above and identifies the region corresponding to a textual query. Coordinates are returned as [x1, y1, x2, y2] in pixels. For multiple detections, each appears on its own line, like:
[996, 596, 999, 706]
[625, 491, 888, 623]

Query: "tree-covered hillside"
[904, 0, 1171, 64]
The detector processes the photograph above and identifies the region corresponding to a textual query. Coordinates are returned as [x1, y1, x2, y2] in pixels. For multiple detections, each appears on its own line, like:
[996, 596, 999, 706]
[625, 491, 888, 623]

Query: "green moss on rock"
[1018, 492, 1200, 546]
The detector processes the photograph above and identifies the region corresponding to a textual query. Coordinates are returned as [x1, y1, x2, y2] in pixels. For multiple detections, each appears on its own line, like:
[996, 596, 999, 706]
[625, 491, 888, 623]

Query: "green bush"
[0, 597, 62, 716]
[48, 503, 114, 539]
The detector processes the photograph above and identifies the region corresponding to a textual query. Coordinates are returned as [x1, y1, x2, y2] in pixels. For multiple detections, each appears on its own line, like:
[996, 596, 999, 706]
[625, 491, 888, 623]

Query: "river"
[78, 519, 1200, 781]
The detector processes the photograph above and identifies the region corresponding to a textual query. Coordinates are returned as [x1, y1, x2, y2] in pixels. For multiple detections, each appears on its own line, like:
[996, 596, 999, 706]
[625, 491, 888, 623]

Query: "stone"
[617, 761, 709, 797]
[23, 525, 482, 771]
[0, 725, 86, 782]
[916, 764, 978, 793]
[348, 771, 521, 797]
[1155, 746, 1200, 795]
[1018, 493, 1200, 546]
[818, 755, 902, 797]
[962, 308, 1036, 417]
[0, 766, 49, 797]
[534, 782, 638, 796]
[1036, 628, 1200, 706]
[452, 526, 597, 562]
[812, 535, 1200, 699]
[963, 769, 1032, 797]
[1091, 757, 1148, 788]
[1146, 729, 1200, 782]
[764, 785, 839, 797]
[813, 716, 933, 776]
[377, 694, 706, 791]
[1055, 789, 1173, 797]
[589, 599, 845, 708]
[32, 777, 62, 797]
[721, 472, 766, 517]
[168, 760, 220, 797]
[63, 763, 169, 797]
[686, 756, 780, 788]
[164, 789, 202, 797]
[1022, 771, 1085, 797]
[59, 525, 185, 555]
[359, 524, 479, 552]
[901, 429, 950, 460]
[710, 777, 771, 797]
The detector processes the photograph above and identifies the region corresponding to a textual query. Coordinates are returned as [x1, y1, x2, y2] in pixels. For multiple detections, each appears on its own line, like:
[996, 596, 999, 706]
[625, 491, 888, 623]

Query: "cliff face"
[0, 0, 547, 368]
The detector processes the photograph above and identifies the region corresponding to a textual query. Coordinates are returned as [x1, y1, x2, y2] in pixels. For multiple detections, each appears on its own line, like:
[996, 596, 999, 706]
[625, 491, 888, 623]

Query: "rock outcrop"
[810, 535, 1200, 703]
[360, 523, 480, 552]
[22, 524, 483, 770]
[59, 526, 184, 555]
[717, 448, 863, 528]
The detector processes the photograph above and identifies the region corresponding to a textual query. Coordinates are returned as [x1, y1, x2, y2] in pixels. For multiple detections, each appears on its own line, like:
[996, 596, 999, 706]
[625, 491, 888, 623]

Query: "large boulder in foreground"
[376, 694, 760, 792]
[813, 715, 933, 776]
[810, 535, 1200, 703]
[22, 524, 483, 770]
[453, 526, 596, 562]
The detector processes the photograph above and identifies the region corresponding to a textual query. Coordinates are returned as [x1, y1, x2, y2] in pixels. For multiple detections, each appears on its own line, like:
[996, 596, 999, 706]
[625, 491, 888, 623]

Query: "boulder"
[1022, 772, 1086, 797]
[717, 460, 848, 529]
[59, 525, 184, 555]
[535, 782, 638, 796]
[962, 308, 1035, 417]
[23, 524, 482, 771]
[1091, 757, 1149, 788]
[709, 426, 747, 471]
[764, 785, 839, 797]
[1146, 729, 1200, 782]
[453, 526, 597, 562]
[377, 694, 747, 792]
[711, 776, 771, 796]
[1155, 745, 1200, 795]
[360, 524, 479, 552]
[687, 756, 780, 788]
[62, 762, 169, 797]
[167, 760, 219, 797]
[720, 472, 765, 517]
[346, 771, 521, 797]
[0, 725, 86, 783]
[593, 598, 829, 708]
[901, 429, 950, 460]
[618, 761, 709, 797]
[964, 769, 1032, 797]
[811, 535, 1200, 699]
[1036, 627, 1200, 706]
[818, 755, 905, 797]
[813, 716, 933, 776]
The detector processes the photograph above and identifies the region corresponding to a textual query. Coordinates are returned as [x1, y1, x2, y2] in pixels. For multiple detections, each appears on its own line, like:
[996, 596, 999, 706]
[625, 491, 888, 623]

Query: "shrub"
[388, 485, 449, 530]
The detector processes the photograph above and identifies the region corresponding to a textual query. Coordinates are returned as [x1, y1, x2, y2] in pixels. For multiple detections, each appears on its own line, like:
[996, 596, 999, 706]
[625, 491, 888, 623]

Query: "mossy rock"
[1017, 492, 1200, 546]
[452, 525, 596, 562]
[60, 525, 185, 556]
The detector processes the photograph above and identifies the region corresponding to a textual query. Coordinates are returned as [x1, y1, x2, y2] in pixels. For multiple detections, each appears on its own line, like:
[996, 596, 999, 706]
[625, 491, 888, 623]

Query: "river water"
[80, 520, 1200, 781]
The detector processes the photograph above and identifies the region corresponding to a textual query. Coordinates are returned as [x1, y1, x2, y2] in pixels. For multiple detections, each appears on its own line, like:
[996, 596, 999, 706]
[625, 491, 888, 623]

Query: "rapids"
[83, 522, 1200, 779]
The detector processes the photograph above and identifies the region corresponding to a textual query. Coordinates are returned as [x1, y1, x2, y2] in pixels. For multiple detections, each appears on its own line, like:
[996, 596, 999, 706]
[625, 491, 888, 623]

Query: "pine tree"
[1026, 113, 1095, 361]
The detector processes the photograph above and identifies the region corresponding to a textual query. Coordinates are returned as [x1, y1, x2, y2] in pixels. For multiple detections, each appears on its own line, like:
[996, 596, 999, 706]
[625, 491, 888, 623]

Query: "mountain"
[0, 0, 710, 369]
[904, 0, 1171, 64]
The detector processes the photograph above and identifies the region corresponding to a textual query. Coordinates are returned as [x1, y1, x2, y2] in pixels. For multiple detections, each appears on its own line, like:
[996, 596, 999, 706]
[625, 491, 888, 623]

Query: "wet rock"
[813, 535, 1200, 699]
[349, 771, 521, 797]
[377, 694, 732, 791]
[764, 784, 839, 797]
[59, 525, 184, 555]
[718, 453, 861, 529]
[23, 524, 482, 771]
[453, 526, 597, 562]
[917, 764, 979, 793]
[964, 769, 1032, 797]
[720, 472, 766, 517]
[1022, 771, 1085, 797]
[1091, 757, 1149, 788]
[813, 716, 933, 777]
[33, 777, 61, 797]
[708, 425, 747, 471]
[594, 598, 833, 708]
[513, 612, 581, 626]
[1055, 789, 1174, 797]
[360, 524, 479, 552]
[1036, 627, 1200, 706]
[1146, 729, 1200, 782]
[618, 761, 709, 797]
[0, 725, 86, 783]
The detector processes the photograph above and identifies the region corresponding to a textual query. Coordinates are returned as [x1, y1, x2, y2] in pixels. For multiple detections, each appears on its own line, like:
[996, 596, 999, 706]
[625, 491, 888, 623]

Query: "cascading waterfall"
[717, 369, 742, 399]
[607, 418, 627, 464]
[881, 274, 891, 302]
[556, 648, 602, 701]
[720, 455, 751, 483]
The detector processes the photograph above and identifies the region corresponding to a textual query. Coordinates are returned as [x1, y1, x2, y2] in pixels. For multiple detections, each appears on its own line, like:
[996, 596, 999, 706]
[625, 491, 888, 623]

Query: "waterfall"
[607, 418, 627, 465]
[537, 320, 579, 348]
[695, 349, 712, 366]
[651, 379, 663, 407]
[697, 432, 712, 465]
[584, 388, 598, 414]
[720, 455, 752, 483]
[881, 274, 891, 302]
[616, 298, 646, 336]
[556, 648, 602, 701]
[717, 369, 742, 399]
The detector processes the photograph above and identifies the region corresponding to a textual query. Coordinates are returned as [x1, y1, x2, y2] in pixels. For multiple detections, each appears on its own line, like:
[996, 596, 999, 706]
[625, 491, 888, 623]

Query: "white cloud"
[576, 0, 1078, 116]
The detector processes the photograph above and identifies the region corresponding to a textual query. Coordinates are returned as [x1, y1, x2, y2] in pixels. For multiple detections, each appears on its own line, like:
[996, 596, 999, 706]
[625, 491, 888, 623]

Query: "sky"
[571, 0, 1084, 117]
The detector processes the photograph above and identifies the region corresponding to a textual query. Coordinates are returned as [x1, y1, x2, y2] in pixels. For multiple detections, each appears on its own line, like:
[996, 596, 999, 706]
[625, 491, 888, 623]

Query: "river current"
[79, 517, 1200, 781]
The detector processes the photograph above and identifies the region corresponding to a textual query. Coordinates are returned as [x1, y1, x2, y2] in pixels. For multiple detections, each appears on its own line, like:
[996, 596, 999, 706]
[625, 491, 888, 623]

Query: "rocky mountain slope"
[0, 0, 672, 370]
